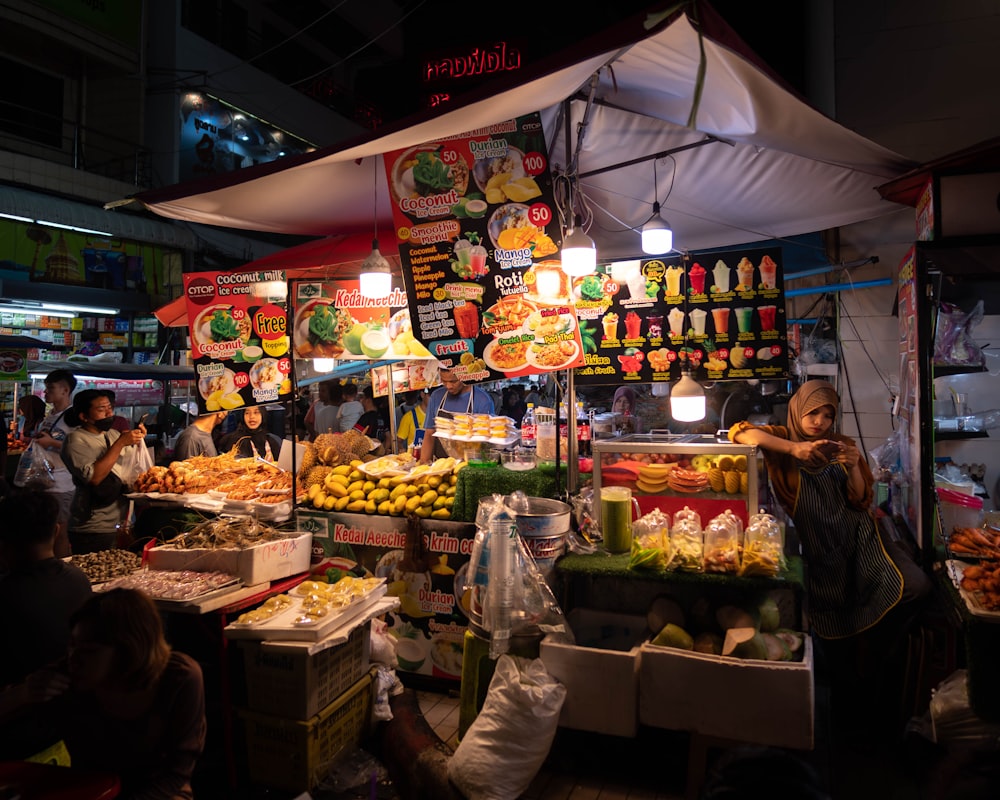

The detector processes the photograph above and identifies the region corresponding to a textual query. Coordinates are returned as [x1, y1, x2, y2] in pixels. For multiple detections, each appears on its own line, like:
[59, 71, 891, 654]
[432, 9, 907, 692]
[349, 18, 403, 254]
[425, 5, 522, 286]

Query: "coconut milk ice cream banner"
[573, 246, 788, 386]
[384, 112, 585, 381]
[183, 270, 293, 414]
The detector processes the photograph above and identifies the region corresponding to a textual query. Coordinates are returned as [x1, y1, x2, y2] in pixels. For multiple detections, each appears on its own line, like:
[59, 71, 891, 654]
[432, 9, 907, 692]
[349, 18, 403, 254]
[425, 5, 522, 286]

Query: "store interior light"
[670, 367, 706, 422]
[313, 358, 335, 372]
[359, 239, 392, 299]
[39, 302, 120, 315]
[641, 202, 673, 255]
[561, 218, 597, 277]
[1, 303, 76, 319]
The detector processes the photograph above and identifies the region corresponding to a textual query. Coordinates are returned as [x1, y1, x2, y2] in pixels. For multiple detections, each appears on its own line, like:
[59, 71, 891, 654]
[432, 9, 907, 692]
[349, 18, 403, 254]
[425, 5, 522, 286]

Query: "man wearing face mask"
[62, 390, 146, 554]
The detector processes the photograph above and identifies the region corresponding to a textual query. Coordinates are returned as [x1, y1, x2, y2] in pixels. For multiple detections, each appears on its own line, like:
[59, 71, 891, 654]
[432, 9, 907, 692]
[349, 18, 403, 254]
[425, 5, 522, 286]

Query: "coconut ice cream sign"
[183, 269, 293, 415]
[292, 280, 434, 362]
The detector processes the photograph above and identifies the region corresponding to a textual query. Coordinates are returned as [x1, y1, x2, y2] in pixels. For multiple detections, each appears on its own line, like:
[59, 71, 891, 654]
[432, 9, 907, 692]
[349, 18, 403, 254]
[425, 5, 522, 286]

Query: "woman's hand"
[791, 439, 841, 467]
[834, 442, 861, 469]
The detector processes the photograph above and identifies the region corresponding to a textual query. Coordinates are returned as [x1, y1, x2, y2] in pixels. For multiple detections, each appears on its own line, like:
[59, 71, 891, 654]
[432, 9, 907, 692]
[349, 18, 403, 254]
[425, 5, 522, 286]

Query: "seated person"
[1, 588, 206, 798]
[0, 489, 92, 689]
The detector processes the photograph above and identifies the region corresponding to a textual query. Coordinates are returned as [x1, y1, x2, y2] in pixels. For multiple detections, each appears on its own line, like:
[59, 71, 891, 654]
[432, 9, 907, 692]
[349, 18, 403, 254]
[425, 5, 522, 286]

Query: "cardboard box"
[147, 532, 311, 585]
[239, 668, 375, 793]
[240, 622, 370, 720]
[540, 608, 645, 737]
[639, 636, 814, 749]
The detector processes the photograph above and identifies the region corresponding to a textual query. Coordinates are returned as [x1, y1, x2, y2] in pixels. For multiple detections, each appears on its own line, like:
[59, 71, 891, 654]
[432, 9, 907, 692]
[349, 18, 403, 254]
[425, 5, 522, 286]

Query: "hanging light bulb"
[670, 366, 706, 422]
[641, 201, 673, 255]
[359, 239, 392, 298]
[561, 215, 596, 277]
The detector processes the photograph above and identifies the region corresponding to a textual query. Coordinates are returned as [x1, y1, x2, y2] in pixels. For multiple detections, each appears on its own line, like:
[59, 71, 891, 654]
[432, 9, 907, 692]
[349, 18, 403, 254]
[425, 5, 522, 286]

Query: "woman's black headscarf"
[220, 408, 279, 458]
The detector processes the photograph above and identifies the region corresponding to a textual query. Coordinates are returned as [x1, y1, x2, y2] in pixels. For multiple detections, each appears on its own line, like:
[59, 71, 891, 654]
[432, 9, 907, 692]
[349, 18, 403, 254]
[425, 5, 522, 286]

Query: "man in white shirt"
[32, 369, 77, 557]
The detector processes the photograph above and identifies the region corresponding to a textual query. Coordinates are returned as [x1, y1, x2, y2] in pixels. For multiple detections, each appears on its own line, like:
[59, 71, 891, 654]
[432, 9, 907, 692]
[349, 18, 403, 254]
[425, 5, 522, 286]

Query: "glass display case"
[592, 433, 764, 528]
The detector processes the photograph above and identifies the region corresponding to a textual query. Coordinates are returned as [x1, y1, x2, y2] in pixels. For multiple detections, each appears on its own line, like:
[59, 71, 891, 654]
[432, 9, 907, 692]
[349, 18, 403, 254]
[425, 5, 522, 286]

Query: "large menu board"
[385, 113, 586, 382]
[183, 270, 293, 414]
[574, 247, 789, 385]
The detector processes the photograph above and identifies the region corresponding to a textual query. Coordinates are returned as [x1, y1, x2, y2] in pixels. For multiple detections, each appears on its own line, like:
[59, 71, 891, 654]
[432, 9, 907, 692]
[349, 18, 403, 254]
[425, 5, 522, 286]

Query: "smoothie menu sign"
[385, 113, 585, 382]
[183, 270, 293, 414]
[573, 247, 788, 386]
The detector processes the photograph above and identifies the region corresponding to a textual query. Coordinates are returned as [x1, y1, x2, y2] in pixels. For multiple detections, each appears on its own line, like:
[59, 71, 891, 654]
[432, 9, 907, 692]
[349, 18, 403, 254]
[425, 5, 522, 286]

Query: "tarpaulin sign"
[385, 112, 585, 381]
[182, 270, 292, 414]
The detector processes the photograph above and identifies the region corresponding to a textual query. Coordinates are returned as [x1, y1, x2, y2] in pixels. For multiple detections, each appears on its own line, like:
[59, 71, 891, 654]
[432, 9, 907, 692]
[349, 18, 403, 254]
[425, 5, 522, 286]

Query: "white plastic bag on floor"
[448, 655, 566, 800]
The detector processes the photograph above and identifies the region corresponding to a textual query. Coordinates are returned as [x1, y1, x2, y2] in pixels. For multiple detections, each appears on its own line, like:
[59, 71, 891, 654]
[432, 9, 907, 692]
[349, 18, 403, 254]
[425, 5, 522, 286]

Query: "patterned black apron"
[793, 462, 903, 639]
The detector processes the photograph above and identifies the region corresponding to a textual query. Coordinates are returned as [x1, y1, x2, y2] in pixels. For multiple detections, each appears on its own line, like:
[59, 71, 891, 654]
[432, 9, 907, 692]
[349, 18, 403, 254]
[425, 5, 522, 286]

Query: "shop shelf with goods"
[895, 240, 1000, 560]
[879, 153, 1000, 725]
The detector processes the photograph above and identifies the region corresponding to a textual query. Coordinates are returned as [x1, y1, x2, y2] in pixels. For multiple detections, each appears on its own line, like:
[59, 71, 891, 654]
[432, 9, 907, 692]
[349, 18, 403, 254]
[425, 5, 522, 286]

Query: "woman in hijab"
[218, 405, 283, 460]
[730, 381, 929, 731]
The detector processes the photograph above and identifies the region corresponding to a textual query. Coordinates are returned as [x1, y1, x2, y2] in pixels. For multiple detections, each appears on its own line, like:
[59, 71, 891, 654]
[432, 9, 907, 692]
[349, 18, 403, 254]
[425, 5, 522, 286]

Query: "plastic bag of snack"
[703, 511, 741, 573]
[629, 508, 671, 570]
[670, 518, 704, 572]
[740, 510, 786, 577]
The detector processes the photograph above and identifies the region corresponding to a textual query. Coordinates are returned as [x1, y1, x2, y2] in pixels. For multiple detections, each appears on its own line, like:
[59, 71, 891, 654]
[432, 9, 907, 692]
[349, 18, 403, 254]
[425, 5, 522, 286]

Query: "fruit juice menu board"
[183, 270, 293, 414]
[292, 279, 436, 366]
[573, 246, 788, 386]
[385, 113, 585, 381]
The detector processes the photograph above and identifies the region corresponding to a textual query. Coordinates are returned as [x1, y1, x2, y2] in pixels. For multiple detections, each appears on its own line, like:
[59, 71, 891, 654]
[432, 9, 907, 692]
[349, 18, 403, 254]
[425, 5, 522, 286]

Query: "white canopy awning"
[131, 3, 915, 263]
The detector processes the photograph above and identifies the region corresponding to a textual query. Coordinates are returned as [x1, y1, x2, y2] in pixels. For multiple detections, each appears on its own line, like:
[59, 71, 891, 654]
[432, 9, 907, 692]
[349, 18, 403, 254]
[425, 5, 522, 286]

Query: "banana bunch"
[706, 454, 749, 495]
[635, 462, 676, 494]
[305, 458, 465, 519]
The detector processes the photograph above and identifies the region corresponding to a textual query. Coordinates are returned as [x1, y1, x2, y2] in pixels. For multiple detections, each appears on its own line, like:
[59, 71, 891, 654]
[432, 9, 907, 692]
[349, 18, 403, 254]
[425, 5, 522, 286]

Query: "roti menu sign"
[385, 112, 585, 382]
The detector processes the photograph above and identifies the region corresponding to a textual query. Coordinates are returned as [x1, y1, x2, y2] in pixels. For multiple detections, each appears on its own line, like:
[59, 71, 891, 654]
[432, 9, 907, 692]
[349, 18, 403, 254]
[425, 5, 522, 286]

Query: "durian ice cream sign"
[183, 269, 292, 415]
[292, 280, 434, 362]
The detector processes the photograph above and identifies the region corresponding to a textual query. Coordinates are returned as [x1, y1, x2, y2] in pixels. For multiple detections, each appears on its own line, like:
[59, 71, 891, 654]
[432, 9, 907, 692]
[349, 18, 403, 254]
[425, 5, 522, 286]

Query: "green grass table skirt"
[453, 466, 561, 522]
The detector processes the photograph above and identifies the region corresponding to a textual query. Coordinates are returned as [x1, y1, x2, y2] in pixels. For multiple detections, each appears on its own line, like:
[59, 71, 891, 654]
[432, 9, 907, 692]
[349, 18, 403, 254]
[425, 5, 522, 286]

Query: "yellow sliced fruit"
[636, 479, 669, 494]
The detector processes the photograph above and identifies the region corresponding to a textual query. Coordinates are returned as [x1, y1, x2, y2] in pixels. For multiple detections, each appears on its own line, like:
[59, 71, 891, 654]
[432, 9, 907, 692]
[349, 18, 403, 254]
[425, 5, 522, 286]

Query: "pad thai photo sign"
[183, 269, 292, 414]
[384, 112, 585, 381]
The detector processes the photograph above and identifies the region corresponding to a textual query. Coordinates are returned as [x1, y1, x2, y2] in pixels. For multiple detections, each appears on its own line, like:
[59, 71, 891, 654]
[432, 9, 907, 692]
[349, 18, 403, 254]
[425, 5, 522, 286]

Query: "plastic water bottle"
[521, 403, 536, 449]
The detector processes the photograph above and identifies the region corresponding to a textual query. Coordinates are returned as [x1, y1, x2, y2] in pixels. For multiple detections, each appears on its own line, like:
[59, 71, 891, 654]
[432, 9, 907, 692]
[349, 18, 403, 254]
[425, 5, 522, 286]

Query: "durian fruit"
[341, 429, 373, 458]
[298, 443, 318, 474]
[313, 433, 340, 465]
[304, 465, 335, 488]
